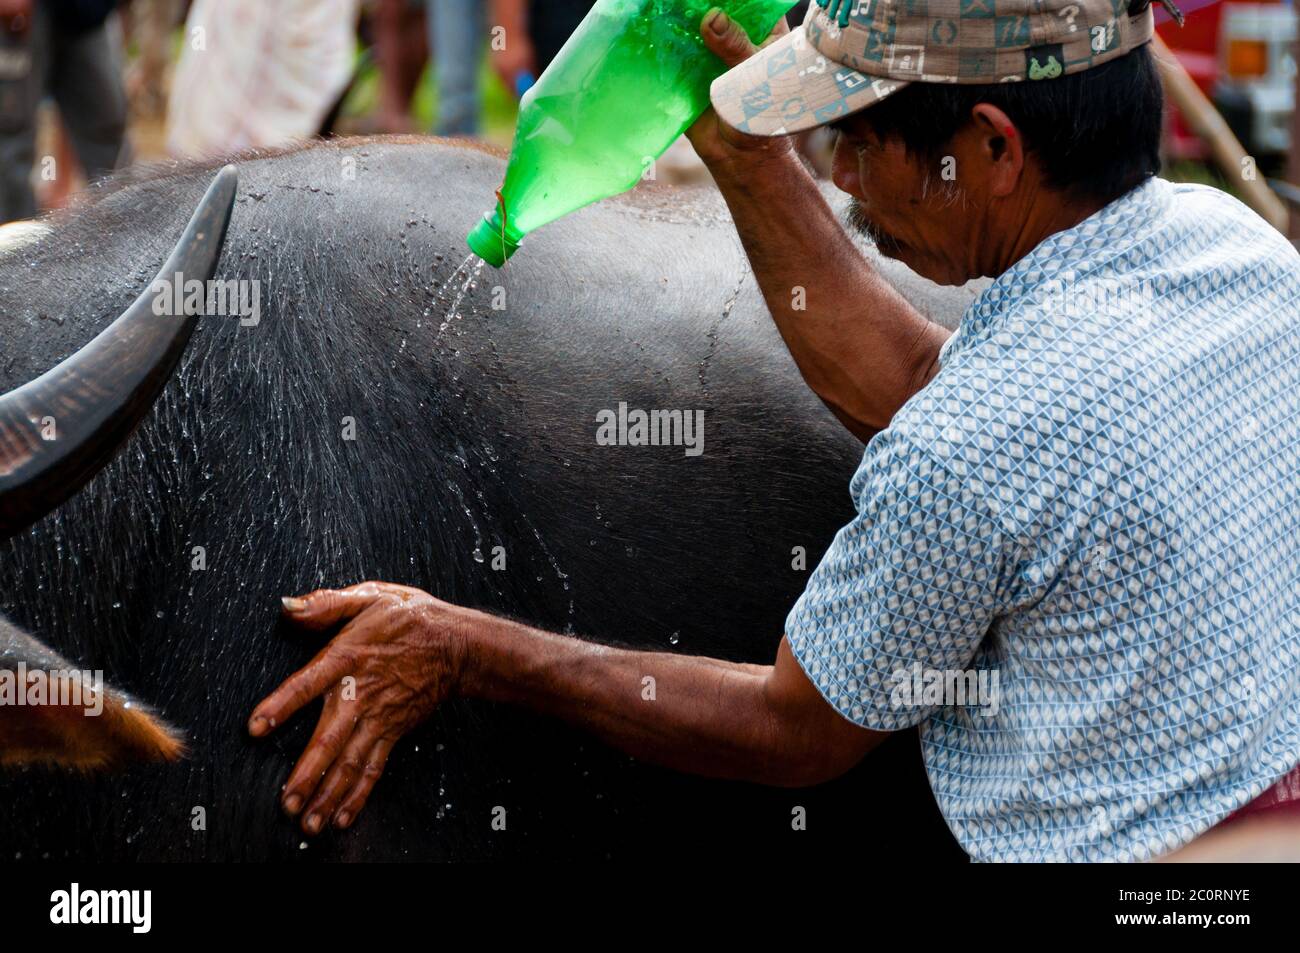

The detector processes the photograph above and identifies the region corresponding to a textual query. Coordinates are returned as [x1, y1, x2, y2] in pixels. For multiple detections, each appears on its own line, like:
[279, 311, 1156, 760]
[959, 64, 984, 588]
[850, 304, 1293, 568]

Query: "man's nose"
[830, 138, 864, 198]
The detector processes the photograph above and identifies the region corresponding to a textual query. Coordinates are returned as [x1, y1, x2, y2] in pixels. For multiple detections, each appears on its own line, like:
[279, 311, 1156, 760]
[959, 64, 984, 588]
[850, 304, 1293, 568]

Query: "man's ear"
[969, 103, 1025, 198]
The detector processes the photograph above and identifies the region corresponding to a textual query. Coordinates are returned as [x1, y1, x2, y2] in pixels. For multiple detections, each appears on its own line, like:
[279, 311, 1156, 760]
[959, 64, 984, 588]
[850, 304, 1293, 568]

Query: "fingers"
[279, 691, 353, 819]
[280, 583, 387, 631]
[299, 719, 384, 835]
[700, 8, 759, 68]
[248, 637, 354, 737]
[332, 737, 396, 831]
[254, 579, 433, 835]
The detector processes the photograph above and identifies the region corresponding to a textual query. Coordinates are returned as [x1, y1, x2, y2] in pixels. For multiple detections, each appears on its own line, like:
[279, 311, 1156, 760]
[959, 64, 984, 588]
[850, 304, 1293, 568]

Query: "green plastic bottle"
[466, 0, 795, 267]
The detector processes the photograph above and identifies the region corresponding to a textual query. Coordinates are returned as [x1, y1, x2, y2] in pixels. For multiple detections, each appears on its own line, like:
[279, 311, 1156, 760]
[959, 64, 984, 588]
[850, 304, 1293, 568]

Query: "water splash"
[519, 516, 576, 632]
[437, 254, 485, 340]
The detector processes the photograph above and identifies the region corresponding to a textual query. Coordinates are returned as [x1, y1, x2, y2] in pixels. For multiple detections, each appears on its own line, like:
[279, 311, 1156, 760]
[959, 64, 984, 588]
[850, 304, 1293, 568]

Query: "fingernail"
[706, 8, 730, 34]
[282, 596, 307, 612]
[284, 794, 303, 815]
[335, 811, 351, 829]
[248, 716, 266, 737]
[305, 813, 321, 834]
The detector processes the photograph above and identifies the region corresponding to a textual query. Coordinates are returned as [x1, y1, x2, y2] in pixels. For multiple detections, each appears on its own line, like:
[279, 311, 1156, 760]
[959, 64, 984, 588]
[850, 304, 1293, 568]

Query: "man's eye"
[839, 132, 871, 152]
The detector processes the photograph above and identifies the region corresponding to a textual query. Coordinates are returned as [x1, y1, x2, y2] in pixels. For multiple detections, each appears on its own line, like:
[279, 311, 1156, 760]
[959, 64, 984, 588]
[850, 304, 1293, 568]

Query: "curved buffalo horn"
[0, 164, 238, 539]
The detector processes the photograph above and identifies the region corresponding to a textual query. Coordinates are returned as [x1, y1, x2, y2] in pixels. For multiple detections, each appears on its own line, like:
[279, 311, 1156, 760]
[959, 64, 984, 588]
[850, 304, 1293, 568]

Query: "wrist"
[443, 603, 513, 700]
[706, 143, 806, 195]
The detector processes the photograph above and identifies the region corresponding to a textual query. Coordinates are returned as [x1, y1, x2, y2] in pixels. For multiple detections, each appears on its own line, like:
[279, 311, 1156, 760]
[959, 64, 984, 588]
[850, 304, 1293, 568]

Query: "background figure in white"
[166, 0, 360, 158]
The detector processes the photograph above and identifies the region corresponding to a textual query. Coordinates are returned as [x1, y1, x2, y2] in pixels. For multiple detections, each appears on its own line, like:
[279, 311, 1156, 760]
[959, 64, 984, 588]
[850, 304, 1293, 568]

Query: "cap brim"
[710, 26, 909, 137]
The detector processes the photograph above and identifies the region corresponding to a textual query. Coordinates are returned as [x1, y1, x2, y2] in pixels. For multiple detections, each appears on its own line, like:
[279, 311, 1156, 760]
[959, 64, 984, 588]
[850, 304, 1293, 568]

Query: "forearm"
[257, 583, 886, 828]
[372, 0, 411, 114]
[462, 613, 823, 786]
[490, 0, 528, 38]
[712, 151, 950, 438]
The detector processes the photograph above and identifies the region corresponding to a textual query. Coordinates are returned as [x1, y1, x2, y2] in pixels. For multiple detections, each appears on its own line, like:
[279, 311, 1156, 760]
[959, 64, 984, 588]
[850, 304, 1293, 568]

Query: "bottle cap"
[466, 210, 520, 268]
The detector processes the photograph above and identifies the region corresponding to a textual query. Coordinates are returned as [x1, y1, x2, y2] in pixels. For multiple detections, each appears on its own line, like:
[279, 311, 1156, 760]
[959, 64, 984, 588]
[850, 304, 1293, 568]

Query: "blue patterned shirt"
[787, 177, 1300, 862]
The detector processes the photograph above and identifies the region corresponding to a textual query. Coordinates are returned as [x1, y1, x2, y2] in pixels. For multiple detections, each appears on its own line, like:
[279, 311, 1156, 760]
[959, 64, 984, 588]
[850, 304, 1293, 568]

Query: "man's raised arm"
[687, 10, 951, 440]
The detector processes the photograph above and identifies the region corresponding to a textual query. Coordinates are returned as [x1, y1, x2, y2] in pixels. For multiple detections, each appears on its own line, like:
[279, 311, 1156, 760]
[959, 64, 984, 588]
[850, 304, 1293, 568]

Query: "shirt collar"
[939, 177, 1172, 364]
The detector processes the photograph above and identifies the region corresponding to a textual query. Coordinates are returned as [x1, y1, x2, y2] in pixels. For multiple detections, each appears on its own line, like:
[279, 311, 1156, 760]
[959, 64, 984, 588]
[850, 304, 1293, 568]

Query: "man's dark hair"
[858, 31, 1164, 204]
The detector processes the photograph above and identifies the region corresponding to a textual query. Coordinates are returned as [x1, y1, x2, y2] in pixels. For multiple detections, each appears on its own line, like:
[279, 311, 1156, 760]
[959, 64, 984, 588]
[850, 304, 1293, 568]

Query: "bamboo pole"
[1151, 32, 1289, 232]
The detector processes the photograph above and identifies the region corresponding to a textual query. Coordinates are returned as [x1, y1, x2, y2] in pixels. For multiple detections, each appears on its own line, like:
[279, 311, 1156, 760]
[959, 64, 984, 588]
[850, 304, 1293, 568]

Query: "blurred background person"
[0, 0, 131, 222]
[488, 0, 593, 97]
[123, 0, 182, 122]
[429, 0, 483, 136]
[165, 0, 360, 158]
[362, 0, 486, 137]
[367, 0, 426, 134]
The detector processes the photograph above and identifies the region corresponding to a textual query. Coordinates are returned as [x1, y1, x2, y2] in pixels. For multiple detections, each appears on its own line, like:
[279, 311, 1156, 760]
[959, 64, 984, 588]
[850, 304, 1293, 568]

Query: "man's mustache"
[845, 200, 905, 257]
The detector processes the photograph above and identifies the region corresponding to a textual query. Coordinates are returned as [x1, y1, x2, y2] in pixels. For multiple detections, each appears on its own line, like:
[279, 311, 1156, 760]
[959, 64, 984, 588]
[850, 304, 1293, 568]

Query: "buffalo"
[0, 138, 976, 861]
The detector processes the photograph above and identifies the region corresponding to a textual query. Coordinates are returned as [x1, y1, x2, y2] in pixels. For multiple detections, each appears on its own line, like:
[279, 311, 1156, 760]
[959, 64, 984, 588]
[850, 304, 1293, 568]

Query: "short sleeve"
[786, 429, 1011, 731]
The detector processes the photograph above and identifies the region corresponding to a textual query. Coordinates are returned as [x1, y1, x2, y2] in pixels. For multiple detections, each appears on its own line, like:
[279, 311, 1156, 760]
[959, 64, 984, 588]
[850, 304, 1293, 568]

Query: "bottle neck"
[466, 208, 522, 267]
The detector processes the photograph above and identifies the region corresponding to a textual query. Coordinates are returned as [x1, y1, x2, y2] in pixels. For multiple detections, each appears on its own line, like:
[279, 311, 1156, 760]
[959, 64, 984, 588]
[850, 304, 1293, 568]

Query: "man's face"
[829, 112, 979, 286]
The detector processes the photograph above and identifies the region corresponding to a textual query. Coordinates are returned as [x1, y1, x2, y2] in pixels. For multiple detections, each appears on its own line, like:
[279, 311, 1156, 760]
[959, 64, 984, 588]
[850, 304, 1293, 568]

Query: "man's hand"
[0, 0, 30, 28]
[251, 580, 885, 836]
[686, 9, 794, 173]
[490, 33, 536, 95]
[489, 0, 536, 96]
[248, 582, 475, 834]
[680, 9, 949, 439]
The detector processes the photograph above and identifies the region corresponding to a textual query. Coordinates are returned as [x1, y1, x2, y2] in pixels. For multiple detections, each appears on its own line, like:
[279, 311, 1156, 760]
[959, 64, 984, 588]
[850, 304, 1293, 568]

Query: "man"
[0, 0, 130, 221]
[250, 0, 1300, 861]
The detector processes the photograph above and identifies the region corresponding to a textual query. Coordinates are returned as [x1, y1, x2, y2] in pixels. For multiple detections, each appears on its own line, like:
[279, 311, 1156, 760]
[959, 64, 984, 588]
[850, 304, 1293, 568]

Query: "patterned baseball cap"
[711, 0, 1170, 136]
